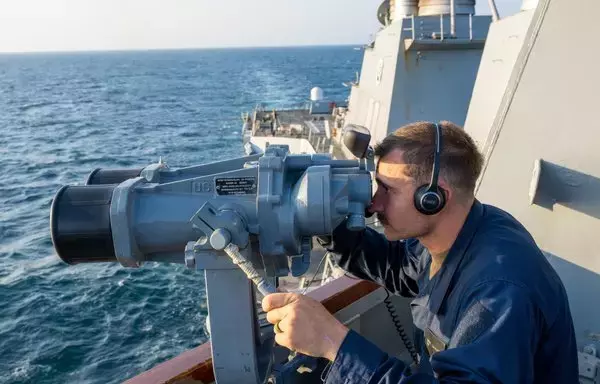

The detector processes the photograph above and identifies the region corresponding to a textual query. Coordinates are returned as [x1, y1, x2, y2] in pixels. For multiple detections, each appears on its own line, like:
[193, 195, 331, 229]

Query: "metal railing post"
[450, 0, 456, 37]
[440, 14, 444, 41]
[469, 14, 473, 40]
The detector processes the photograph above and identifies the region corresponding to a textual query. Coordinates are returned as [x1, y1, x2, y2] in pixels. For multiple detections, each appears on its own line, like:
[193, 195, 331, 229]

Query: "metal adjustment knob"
[347, 214, 366, 231]
[210, 228, 232, 251]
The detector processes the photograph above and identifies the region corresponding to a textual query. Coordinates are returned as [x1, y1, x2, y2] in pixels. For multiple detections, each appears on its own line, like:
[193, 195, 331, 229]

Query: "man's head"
[369, 121, 483, 240]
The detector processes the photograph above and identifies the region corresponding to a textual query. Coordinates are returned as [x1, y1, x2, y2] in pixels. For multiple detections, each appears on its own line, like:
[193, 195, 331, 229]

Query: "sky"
[0, 0, 523, 53]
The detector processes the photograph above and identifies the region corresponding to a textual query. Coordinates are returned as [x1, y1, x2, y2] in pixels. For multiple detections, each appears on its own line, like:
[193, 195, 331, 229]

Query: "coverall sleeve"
[325, 223, 422, 297]
[324, 281, 540, 383]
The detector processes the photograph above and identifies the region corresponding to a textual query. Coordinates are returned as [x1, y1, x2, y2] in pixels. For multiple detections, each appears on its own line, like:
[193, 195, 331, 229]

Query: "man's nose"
[368, 191, 385, 214]
[367, 201, 376, 214]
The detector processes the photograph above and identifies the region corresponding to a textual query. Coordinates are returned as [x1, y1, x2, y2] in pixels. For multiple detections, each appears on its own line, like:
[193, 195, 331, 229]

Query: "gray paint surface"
[345, 21, 402, 144]
[468, 0, 600, 352]
[389, 46, 484, 131]
[464, 9, 534, 148]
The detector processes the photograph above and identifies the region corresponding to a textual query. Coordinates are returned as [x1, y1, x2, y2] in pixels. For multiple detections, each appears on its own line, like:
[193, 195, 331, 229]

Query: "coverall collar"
[414, 199, 484, 315]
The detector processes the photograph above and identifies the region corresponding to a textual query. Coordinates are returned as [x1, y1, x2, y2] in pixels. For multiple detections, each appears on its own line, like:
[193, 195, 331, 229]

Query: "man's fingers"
[273, 317, 293, 345]
[274, 332, 290, 349]
[265, 307, 287, 325]
[261, 292, 299, 312]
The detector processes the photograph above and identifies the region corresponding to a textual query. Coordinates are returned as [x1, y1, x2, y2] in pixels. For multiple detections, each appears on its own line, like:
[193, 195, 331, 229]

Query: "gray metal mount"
[51, 126, 376, 383]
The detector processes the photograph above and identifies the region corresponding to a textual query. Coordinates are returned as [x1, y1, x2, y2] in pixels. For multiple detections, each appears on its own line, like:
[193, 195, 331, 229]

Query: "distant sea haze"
[0, 46, 361, 384]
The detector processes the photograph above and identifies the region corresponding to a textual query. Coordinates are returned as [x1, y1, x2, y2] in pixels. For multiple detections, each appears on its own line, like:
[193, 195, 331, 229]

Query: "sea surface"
[0, 46, 362, 383]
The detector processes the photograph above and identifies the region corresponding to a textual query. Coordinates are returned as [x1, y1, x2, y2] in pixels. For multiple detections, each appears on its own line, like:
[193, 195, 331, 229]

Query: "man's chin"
[383, 226, 403, 241]
[383, 225, 417, 241]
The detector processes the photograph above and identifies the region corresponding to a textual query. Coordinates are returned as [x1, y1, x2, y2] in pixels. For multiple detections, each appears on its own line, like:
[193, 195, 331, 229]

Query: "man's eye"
[379, 184, 390, 193]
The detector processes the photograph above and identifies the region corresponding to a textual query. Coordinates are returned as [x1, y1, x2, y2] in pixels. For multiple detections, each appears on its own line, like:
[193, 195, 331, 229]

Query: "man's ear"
[437, 178, 452, 203]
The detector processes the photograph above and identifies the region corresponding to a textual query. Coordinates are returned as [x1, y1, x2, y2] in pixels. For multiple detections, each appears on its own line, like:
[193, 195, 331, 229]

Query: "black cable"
[342, 271, 419, 365]
[383, 290, 420, 365]
[331, 247, 420, 365]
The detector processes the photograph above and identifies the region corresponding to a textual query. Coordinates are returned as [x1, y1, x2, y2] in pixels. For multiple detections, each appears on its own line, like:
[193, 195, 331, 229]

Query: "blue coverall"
[324, 200, 579, 383]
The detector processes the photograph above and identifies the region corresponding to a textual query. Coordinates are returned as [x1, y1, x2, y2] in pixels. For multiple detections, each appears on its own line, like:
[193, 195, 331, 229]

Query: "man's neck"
[418, 198, 474, 274]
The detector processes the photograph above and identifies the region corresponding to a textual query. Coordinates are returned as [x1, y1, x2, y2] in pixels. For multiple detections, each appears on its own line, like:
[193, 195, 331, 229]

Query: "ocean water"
[0, 46, 362, 384]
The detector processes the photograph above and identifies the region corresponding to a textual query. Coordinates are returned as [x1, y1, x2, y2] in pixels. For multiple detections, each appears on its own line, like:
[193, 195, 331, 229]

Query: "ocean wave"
[18, 101, 58, 112]
[0, 255, 60, 286]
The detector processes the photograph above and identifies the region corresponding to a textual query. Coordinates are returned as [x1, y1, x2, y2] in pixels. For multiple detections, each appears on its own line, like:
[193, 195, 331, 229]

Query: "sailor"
[262, 121, 579, 383]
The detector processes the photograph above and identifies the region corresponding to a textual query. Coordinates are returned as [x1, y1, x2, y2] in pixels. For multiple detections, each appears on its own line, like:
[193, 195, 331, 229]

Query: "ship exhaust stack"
[391, 0, 419, 19]
[418, 0, 475, 16]
[390, 0, 475, 21]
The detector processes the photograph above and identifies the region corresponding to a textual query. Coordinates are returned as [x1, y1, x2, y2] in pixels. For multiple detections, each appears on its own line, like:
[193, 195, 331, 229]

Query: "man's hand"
[261, 293, 349, 362]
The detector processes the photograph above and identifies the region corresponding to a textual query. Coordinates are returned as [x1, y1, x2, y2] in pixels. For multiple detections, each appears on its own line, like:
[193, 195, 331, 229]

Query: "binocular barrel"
[50, 184, 118, 264]
[85, 168, 144, 185]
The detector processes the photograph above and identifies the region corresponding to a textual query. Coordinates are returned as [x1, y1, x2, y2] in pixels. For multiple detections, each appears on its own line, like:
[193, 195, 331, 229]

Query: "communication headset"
[413, 122, 446, 215]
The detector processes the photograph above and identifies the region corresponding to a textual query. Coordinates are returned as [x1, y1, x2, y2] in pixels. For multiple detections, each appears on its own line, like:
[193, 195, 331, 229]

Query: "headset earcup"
[414, 185, 445, 215]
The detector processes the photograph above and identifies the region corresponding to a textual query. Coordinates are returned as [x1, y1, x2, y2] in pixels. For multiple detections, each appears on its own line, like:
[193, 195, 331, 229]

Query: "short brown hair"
[374, 121, 484, 199]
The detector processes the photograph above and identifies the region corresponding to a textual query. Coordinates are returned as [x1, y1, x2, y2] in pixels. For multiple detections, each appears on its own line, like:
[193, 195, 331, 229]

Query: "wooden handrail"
[123, 277, 379, 384]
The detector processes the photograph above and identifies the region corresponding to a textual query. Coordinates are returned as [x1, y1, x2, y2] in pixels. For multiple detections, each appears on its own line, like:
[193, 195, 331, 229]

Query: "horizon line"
[0, 42, 367, 56]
